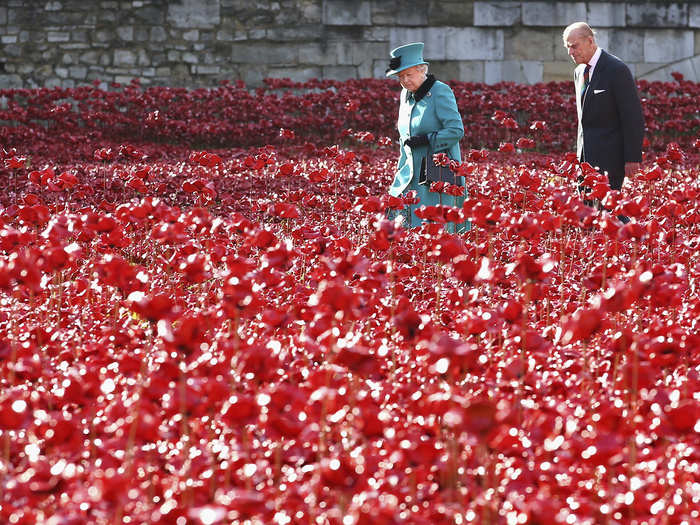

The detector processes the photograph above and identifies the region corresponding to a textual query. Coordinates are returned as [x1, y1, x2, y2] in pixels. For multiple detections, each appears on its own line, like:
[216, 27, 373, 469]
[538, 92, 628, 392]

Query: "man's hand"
[624, 162, 640, 177]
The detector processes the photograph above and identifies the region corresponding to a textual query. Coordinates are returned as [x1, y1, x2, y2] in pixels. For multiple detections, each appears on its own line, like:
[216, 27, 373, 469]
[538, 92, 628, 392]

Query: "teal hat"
[385, 42, 429, 77]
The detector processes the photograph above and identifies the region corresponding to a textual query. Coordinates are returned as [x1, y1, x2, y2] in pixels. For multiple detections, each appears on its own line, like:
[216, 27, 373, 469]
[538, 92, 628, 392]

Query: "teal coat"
[389, 79, 464, 197]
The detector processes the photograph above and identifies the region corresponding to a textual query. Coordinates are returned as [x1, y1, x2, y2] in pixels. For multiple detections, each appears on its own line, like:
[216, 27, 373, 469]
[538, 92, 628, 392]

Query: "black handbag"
[419, 148, 457, 186]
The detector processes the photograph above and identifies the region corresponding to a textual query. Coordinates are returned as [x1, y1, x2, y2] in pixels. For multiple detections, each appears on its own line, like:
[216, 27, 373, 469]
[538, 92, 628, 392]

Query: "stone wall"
[0, 0, 698, 89]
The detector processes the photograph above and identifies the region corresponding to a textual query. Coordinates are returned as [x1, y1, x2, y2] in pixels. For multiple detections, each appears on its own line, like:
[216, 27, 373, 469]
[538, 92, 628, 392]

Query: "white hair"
[563, 22, 596, 43]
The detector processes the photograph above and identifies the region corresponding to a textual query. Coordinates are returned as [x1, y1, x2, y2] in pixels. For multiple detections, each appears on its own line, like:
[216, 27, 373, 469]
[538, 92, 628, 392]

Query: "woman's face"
[397, 65, 426, 92]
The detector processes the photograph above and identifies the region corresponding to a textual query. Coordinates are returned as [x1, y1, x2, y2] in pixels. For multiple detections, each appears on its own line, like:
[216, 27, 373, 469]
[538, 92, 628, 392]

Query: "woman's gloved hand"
[403, 135, 429, 149]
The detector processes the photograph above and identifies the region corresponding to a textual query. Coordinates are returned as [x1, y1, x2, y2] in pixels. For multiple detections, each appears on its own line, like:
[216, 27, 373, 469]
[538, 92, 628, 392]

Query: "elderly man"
[563, 22, 645, 193]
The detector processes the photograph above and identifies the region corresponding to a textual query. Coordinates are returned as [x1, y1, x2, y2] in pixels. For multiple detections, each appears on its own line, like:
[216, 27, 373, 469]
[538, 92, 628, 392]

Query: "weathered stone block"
[322, 65, 356, 80]
[248, 29, 266, 40]
[182, 52, 198, 64]
[371, 58, 390, 79]
[137, 49, 150, 66]
[231, 42, 298, 64]
[474, 2, 521, 27]
[299, 0, 322, 23]
[114, 49, 137, 66]
[522, 2, 586, 27]
[95, 29, 115, 43]
[0, 75, 22, 89]
[133, 6, 165, 25]
[151, 27, 167, 42]
[504, 28, 554, 61]
[429, 60, 485, 83]
[117, 26, 134, 42]
[322, 0, 371, 26]
[79, 50, 100, 65]
[352, 42, 388, 66]
[372, 0, 429, 26]
[266, 25, 322, 41]
[267, 66, 323, 81]
[217, 29, 234, 41]
[363, 26, 390, 41]
[690, 5, 700, 28]
[1, 35, 17, 44]
[485, 60, 543, 84]
[239, 64, 267, 87]
[183, 30, 199, 42]
[45, 1, 62, 10]
[55, 67, 69, 78]
[607, 29, 644, 63]
[587, 3, 626, 28]
[62, 52, 74, 65]
[389, 27, 446, 59]
[98, 10, 117, 23]
[427, 1, 473, 26]
[591, 28, 610, 51]
[195, 65, 221, 74]
[298, 42, 351, 66]
[48, 31, 70, 42]
[445, 27, 503, 60]
[134, 27, 149, 42]
[543, 61, 575, 82]
[69, 65, 87, 79]
[644, 29, 694, 62]
[627, 3, 688, 28]
[168, 0, 220, 28]
[636, 59, 696, 81]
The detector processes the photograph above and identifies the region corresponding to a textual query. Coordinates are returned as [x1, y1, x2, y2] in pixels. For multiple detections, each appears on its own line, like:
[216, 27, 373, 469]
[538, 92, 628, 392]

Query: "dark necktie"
[581, 64, 591, 98]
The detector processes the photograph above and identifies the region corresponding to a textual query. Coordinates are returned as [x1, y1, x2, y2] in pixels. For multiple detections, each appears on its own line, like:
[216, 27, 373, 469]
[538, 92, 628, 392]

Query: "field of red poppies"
[0, 76, 699, 524]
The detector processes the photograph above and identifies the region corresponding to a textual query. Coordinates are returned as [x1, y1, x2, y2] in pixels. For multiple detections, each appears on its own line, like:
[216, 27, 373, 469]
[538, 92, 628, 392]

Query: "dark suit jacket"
[575, 49, 645, 190]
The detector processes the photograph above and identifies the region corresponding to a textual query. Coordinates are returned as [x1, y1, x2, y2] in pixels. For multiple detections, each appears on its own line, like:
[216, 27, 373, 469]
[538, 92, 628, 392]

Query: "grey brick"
[445, 27, 503, 61]
[607, 30, 644, 63]
[474, 2, 521, 26]
[522, 2, 586, 27]
[372, 0, 428, 26]
[627, 3, 688, 28]
[485, 60, 543, 84]
[322, 0, 371, 26]
[505, 28, 555, 61]
[114, 49, 137, 66]
[69, 66, 87, 79]
[587, 3, 626, 28]
[644, 29, 694, 62]
[183, 30, 199, 42]
[267, 66, 322, 82]
[322, 65, 356, 81]
[48, 31, 71, 42]
[117, 26, 134, 42]
[151, 26, 167, 42]
[167, 0, 220, 28]
[231, 42, 297, 64]
[691, 5, 700, 28]
[388, 27, 446, 60]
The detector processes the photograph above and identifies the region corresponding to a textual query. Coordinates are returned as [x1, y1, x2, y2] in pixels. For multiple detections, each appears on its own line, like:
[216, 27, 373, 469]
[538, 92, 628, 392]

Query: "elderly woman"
[386, 42, 468, 232]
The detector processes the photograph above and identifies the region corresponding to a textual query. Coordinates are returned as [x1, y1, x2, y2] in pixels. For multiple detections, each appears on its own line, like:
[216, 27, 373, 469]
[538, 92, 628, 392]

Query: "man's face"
[397, 65, 426, 92]
[565, 31, 596, 65]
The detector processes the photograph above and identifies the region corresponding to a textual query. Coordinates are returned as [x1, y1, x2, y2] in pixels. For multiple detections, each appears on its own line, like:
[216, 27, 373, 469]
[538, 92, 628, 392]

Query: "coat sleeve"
[428, 83, 464, 152]
[611, 63, 645, 163]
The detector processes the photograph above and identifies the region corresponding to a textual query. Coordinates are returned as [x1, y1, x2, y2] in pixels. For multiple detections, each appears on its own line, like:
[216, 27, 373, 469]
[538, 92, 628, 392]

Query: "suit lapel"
[582, 51, 610, 112]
